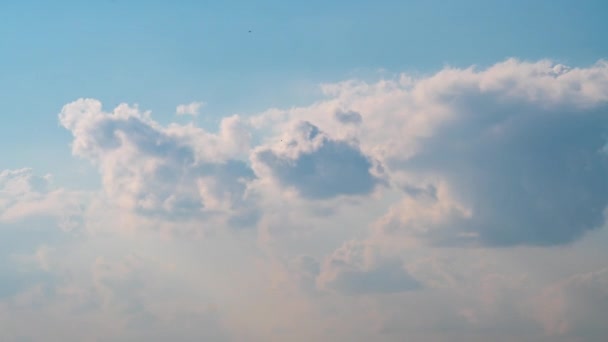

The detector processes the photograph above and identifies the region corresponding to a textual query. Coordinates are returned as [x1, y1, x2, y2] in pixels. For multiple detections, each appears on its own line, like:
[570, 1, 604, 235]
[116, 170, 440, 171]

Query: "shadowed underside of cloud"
[316, 241, 422, 295]
[331, 59, 608, 247]
[55, 60, 608, 248]
[401, 104, 608, 246]
[321, 258, 421, 295]
[254, 121, 379, 199]
[334, 110, 362, 125]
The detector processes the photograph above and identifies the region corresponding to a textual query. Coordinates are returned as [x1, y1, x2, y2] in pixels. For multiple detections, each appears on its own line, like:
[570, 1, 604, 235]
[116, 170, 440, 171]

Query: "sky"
[1, 1, 608, 341]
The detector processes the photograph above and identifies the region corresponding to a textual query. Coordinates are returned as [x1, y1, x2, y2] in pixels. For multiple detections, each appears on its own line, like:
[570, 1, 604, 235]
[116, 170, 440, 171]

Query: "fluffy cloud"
[388, 88, 608, 246]
[0, 168, 85, 228]
[59, 99, 255, 224]
[319, 257, 421, 295]
[252, 121, 382, 199]
[56, 60, 608, 246]
[5, 58, 608, 341]
[251, 59, 608, 247]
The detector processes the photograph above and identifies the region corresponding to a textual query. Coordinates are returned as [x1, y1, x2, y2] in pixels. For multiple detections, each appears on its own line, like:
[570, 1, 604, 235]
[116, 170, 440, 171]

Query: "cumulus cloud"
[252, 121, 382, 199]
[6, 58, 608, 341]
[385, 83, 608, 246]
[251, 58, 608, 246]
[59, 99, 255, 224]
[175, 101, 205, 116]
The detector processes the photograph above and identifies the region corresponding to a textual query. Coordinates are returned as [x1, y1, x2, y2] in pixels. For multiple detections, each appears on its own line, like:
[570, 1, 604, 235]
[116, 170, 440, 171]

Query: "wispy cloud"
[175, 101, 205, 116]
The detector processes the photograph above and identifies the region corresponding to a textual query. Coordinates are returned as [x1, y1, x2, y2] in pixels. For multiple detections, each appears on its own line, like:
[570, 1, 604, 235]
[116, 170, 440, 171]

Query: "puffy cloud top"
[261, 59, 608, 247]
[58, 60, 608, 247]
[59, 99, 254, 221]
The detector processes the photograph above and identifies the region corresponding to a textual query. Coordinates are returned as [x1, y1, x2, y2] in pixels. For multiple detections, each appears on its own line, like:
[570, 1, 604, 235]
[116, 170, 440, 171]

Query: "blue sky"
[2, 1, 608, 341]
[2, 0, 607, 176]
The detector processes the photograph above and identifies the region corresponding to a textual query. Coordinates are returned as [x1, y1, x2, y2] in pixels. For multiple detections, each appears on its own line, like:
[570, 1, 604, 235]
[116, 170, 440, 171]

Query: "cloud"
[59, 99, 255, 225]
[320, 258, 421, 295]
[0, 248, 232, 342]
[0, 168, 85, 230]
[282, 255, 321, 295]
[5, 58, 605, 342]
[252, 59, 608, 246]
[175, 101, 205, 116]
[252, 121, 382, 199]
[317, 241, 421, 295]
[54, 59, 608, 245]
[387, 93, 608, 246]
[532, 267, 608, 339]
[334, 110, 362, 125]
[0, 168, 82, 304]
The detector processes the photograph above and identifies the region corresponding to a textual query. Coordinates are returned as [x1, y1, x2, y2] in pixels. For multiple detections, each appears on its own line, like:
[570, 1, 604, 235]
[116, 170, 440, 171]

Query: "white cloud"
[5, 59, 608, 341]
[250, 58, 608, 247]
[0, 168, 86, 230]
[59, 99, 255, 225]
[175, 101, 205, 116]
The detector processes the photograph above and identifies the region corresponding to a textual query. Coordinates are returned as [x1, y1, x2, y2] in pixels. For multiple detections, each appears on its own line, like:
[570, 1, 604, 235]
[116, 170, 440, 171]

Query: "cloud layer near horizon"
[2, 58, 608, 341]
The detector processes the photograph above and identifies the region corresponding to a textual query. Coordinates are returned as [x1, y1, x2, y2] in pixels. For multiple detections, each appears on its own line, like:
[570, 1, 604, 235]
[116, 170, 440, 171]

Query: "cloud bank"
[3, 58, 608, 341]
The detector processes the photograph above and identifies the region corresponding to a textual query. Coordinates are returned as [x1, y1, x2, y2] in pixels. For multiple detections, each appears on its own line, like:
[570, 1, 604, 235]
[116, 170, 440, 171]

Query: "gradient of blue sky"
[2, 1, 608, 341]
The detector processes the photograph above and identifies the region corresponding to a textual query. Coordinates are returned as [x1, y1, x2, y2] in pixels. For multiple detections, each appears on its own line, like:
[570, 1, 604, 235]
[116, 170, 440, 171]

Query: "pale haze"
[2, 1, 608, 341]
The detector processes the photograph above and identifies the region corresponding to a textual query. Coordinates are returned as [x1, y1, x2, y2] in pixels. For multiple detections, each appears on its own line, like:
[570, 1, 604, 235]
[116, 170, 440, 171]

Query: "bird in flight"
[248, 30, 252, 33]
